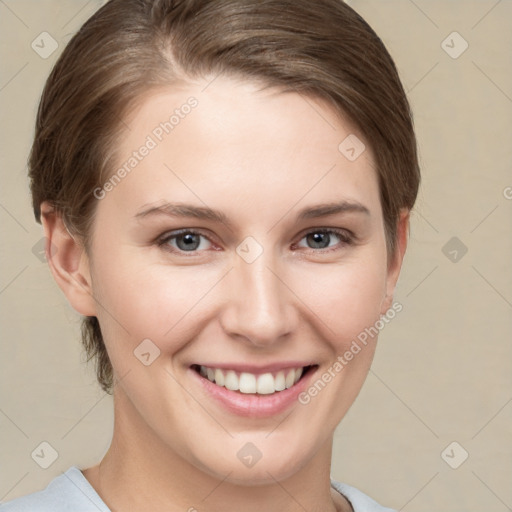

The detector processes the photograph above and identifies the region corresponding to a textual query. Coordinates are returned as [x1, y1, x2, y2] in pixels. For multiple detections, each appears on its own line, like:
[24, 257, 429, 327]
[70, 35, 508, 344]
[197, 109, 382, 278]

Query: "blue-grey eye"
[161, 231, 212, 252]
[297, 229, 351, 250]
[175, 232, 201, 251]
[306, 232, 331, 249]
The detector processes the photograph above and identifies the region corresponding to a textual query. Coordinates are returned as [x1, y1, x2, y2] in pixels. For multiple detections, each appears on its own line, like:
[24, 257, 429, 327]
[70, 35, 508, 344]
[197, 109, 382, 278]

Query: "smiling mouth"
[191, 364, 315, 395]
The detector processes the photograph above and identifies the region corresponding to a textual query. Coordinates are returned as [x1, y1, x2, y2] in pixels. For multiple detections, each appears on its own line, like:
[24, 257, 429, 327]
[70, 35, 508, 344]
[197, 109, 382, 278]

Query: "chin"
[190, 440, 312, 486]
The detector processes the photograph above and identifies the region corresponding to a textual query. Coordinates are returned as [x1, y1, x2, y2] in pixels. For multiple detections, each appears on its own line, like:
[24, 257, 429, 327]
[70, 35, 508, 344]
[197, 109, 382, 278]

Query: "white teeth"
[239, 372, 256, 394]
[214, 368, 225, 386]
[224, 370, 238, 391]
[274, 371, 286, 391]
[285, 369, 296, 389]
[256, 373, 275, 394]
[198, 365, 306, 395]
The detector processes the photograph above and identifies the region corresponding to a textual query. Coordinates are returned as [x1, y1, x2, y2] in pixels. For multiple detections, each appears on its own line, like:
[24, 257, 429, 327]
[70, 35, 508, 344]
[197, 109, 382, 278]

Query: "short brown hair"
[29, 0, 420, 395]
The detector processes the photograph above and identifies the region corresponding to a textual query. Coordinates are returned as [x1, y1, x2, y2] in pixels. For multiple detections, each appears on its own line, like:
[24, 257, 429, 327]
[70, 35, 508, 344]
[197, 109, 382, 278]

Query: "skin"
[41, 75, 409, 512]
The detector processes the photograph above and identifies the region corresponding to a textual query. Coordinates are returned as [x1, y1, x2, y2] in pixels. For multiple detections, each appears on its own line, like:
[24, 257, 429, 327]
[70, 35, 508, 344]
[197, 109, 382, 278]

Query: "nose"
[219, 248, 297, 348]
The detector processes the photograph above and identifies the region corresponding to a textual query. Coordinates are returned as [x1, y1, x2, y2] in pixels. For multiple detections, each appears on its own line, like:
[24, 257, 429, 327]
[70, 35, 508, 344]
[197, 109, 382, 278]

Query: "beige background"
[1, 1, 511, 510]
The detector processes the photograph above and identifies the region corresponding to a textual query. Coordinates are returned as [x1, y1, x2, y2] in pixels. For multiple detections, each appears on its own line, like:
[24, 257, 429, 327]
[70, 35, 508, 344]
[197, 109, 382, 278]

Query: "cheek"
[91, 240, 388, 364]
[91, 251, 222, 351]
[292, 253, 388, 347]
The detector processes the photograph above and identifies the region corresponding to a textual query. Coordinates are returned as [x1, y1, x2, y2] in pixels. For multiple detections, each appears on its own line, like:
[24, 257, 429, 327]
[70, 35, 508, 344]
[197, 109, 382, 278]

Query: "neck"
[83, 387, 352, 512]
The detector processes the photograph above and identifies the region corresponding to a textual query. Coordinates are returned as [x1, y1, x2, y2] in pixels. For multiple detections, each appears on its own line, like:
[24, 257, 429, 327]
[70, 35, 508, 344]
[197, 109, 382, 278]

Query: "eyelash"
[156, 228, 355, 256]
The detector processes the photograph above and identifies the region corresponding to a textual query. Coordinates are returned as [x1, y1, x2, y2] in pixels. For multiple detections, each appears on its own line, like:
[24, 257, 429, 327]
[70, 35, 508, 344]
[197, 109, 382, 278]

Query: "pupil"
[308, 232, 329, 249]
[177, 233, 200, 251]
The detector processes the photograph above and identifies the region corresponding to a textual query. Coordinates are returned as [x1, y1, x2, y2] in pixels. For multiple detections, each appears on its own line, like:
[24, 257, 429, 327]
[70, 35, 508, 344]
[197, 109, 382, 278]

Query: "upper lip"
[191, 362, 316, 375]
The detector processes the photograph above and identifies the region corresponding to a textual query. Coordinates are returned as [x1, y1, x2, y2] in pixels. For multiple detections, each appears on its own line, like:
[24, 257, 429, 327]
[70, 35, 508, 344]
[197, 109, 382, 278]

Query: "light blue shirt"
[0, 466, 397, 511]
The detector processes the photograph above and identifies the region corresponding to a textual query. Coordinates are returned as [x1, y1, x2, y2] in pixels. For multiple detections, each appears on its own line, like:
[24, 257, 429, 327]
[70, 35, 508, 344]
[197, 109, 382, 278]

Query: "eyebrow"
[135, 200, 370, 228]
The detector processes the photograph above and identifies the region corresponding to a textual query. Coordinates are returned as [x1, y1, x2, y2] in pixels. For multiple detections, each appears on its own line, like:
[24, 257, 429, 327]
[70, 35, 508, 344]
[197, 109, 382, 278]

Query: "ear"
[380, 208, 410, 315]
[40, 202, 97, 317]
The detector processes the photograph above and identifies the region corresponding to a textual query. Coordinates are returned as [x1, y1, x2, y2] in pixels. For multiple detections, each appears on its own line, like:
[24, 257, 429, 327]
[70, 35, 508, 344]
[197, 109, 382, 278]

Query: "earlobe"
[380, 209, 410, 315]
[40, 202, 97, 317]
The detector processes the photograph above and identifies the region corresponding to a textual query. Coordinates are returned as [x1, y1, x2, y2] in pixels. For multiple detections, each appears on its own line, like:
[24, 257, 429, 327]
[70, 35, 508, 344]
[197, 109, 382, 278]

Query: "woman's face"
[82, 76, 406, 483]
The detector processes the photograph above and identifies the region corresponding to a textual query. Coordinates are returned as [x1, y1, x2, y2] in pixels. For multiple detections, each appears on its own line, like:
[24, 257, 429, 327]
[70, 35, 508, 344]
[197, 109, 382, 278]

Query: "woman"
[2, 0, 420, 510]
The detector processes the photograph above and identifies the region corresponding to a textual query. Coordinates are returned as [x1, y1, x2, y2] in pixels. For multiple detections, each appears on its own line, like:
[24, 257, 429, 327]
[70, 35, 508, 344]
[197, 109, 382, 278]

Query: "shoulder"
[0, 467, 110, 512]
[2, 470, 393, 512]
[331, 479, 397, 512]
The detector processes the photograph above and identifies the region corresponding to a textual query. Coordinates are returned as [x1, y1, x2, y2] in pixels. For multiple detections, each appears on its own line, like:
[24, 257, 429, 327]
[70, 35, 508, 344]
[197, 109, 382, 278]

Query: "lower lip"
[189, 366, 317, 418]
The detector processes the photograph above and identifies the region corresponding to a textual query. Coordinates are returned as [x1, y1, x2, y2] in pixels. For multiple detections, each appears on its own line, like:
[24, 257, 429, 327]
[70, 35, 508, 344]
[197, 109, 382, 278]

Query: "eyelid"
[156, 228, 216, 252]
[299, 226, 354, 240]
[157, 227, 212, 241]
[156, 226, 355, 255]
[293, 227, 355, 250]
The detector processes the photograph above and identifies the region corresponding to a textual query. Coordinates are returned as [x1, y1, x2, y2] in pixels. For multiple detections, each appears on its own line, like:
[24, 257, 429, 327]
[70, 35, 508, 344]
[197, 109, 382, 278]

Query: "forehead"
[100, 76, 380, 225]
[122, 76, 369, 156]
